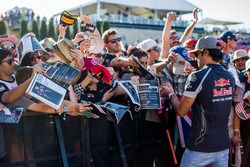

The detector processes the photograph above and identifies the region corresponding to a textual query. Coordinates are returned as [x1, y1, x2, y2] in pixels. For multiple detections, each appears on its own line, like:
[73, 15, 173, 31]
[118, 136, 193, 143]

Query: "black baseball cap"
[220, 31, 236, 43]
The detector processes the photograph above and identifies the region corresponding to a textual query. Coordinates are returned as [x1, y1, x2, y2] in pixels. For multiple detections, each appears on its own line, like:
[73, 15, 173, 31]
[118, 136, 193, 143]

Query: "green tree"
[102, 21, 110, 33]
[48, 18, 55, 39]
[65, 26, 71, 39]
[40, 19, 47, 40]
[96, 20, 102, 35]
[73, 21, 78, 38]
[20, 19, 28, 37]
[32, 20, 39, 40]
[0, 20, 7, 35]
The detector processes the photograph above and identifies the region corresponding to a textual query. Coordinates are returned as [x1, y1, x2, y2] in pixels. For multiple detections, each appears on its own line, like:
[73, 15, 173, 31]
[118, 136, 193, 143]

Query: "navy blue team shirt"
[183, 64, 235, 152]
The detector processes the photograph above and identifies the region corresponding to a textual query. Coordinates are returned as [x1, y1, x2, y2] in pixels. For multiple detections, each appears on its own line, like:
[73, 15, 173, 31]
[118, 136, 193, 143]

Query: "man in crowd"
[220, 31, 237, 68]
[164, 36, 235, 167]
[102, 29, 124, 57]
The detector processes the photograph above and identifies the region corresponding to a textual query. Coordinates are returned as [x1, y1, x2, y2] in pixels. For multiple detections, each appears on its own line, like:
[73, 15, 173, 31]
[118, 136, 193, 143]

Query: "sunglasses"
[170, 36, 180, 40]
[148, 46, 161, 52]
[194, 51, 204, 58]
[95, 53, 105, 58]
[1, 58, 14, 65]
[89, 71, 100, 80]
[108, 37, 121, 44]
[235, 57, 248, 63]
[32, 53, 42, 59]
[229, 38, 237, 42]
[0, 45, 15, 50]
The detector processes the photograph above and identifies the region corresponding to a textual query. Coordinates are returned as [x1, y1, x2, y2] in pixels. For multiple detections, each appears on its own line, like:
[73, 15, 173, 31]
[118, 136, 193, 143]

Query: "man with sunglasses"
[163, 36, 235, 167]
[102, 29, 129, 79]
[0, 49, 33, 163]
[220, 31, 237, 69]
[102, 29, 124, 58]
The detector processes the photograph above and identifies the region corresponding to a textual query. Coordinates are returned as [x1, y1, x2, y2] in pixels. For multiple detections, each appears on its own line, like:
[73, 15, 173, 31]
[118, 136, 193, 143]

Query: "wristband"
[234, 129, 240, 133]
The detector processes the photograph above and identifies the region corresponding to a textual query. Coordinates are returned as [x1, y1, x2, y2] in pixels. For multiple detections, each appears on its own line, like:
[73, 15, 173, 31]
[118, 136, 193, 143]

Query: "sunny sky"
[0, 0, 250, 31]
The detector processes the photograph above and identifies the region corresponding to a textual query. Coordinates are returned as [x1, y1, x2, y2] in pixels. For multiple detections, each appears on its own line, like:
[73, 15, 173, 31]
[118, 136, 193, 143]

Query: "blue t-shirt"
[183, 64, 235, 152]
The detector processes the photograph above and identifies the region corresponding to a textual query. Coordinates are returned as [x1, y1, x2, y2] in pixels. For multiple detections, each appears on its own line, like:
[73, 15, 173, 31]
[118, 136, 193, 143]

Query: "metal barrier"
[0, 111, 171, 167]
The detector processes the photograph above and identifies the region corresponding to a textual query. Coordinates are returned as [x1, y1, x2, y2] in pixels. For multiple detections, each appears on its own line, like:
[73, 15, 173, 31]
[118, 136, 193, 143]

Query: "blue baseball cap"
[169, 46, 189, 61]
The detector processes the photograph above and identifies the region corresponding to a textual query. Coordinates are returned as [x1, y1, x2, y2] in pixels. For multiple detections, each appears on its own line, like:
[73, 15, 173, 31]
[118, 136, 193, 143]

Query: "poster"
[26, 74, 66, 109]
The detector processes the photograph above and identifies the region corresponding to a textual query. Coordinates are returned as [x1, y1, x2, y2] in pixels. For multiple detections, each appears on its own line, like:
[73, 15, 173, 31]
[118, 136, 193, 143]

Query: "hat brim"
[232, 55, 249, 62]
[188, 49, 200, 53]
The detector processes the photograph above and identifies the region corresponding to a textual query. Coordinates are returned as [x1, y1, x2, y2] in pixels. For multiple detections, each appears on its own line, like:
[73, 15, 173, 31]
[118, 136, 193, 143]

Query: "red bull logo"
[214, 78, 230, 87]
[213, 87, 232, 97]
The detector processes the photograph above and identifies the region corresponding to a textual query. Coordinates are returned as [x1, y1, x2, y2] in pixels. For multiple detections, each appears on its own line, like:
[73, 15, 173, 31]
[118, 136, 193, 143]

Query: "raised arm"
[179, 8, 199, 44]
[160, 12, 178, 59]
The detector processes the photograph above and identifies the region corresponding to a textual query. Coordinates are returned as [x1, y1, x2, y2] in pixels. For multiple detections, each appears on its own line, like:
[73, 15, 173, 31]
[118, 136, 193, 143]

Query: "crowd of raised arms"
[0, 9, 250, 167]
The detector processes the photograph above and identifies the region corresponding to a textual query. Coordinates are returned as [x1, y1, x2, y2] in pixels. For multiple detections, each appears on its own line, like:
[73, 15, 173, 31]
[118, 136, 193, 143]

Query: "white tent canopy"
[199, 18, 243, 26]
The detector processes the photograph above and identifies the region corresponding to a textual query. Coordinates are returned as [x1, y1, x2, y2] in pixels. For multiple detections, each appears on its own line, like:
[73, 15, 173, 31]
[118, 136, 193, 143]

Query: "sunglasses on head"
[1, 58, 14, 65]
[109, 37, 121, 44]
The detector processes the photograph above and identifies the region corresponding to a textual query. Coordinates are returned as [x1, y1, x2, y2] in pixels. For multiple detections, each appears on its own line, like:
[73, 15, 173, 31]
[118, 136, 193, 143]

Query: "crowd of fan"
[0, 8, 250, 167]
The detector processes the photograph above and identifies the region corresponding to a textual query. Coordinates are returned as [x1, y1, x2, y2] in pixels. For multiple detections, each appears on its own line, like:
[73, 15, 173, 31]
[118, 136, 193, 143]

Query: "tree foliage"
[48, 18, 55, 39]
[32, 20, 39, 40]
[95, 20, 110, 35]
[0, 20, 7, 35]
[73, 21, 79, 38]
[102, 21, 110, 33]
[20, 19, 28, 37]
[96, 20, 103, 35]
[65, 26, 71, 39]
[40, 19, 47, 40]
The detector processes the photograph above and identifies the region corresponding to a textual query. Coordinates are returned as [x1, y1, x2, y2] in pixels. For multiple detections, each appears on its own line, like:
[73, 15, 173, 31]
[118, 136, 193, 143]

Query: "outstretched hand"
[66, 103, 93, 116]
[166, 11, 178, 22]
[193, 8, 199, 22]
[59, 24, 68, 39]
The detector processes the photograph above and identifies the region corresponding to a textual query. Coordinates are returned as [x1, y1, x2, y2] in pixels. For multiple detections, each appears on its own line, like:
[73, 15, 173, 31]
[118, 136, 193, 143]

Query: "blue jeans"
[180, 148, 229, 167]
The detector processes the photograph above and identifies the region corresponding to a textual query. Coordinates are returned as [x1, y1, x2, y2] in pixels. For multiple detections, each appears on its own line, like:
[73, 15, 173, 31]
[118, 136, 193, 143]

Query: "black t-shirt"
[183, 64, 235, 152]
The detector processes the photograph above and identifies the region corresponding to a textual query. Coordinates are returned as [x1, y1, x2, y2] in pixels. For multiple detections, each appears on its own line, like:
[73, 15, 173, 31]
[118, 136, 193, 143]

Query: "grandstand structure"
[54, 0, 204, 43]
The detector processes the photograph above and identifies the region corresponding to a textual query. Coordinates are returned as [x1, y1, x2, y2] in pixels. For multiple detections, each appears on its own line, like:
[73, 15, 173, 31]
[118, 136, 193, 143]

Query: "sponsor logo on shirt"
[213, 87, 232, 97]
[214, 78, 230, 87]
[213, 78, 232, 97]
